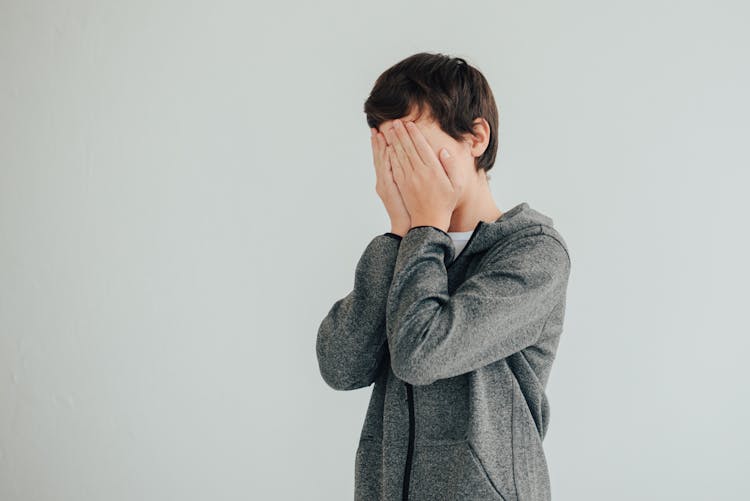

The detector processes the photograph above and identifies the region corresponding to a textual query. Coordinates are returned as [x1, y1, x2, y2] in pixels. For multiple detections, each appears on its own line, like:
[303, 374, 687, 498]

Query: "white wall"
[1, 1, 748, 500]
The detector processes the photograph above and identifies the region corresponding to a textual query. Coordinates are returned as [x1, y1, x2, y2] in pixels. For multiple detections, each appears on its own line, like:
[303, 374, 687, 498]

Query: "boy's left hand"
[382, 119, 465, 233]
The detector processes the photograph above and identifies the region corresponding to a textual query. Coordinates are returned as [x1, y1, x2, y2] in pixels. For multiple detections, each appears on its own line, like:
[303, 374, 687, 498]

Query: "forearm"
[316, 232, 402, 390]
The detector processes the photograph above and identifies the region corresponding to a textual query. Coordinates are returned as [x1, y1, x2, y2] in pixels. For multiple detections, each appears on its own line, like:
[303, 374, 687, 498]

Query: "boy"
[316, 52, 571, 501]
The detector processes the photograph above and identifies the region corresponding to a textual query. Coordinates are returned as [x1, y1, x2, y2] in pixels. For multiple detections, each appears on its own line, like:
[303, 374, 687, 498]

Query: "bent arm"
[316, 232, 402, 390]
[386, 226, 570, 386]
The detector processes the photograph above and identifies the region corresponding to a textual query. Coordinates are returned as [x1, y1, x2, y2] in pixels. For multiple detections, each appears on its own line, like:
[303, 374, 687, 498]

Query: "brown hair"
[363, 52, 499, 176]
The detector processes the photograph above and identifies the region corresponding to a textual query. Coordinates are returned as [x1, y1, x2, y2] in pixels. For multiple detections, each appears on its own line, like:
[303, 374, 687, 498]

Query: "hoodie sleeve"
[386, 225, 570, 386]
[316, 232, 402, 391]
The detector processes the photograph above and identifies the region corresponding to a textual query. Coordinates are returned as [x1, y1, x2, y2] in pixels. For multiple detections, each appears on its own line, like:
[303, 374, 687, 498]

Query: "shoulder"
[483, 225, 571, 272]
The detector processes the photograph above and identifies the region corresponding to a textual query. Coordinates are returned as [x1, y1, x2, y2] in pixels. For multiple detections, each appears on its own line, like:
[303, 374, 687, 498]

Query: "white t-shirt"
[447, 230, 474, 259]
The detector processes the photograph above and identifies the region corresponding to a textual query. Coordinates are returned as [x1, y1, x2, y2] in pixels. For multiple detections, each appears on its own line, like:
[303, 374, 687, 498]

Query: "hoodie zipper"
[401, 223, 484, 500]
[402, 382, 415, 500]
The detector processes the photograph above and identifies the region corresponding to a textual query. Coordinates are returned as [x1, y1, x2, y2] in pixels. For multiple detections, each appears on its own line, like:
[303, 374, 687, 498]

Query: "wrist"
[410, 218, 450, 234]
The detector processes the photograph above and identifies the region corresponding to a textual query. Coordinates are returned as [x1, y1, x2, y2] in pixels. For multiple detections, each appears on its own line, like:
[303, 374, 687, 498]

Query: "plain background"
[2, 1, 749, 500]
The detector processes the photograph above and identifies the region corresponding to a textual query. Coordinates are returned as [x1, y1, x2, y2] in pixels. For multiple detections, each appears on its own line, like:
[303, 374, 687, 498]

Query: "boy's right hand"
[371, 127, 410, 236]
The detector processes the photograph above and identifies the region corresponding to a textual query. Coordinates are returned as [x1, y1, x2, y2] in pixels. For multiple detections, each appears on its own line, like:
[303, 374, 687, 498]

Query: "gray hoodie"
[316, 202, 571, 501]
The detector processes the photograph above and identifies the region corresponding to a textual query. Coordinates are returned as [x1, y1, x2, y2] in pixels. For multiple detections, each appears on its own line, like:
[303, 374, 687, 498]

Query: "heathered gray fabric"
[316, 202, 571, 501]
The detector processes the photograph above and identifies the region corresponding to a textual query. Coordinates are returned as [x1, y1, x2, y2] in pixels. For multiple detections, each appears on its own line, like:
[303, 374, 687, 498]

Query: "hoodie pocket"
[410, 439, 508, 501]
[466, 440, 509, 501]
[511, 386, 551, 501]
[354, 438, 382, 501]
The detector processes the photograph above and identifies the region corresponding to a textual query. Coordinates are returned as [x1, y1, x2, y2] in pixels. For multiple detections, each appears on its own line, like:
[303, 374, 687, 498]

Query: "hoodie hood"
[452, 201, 561, 261]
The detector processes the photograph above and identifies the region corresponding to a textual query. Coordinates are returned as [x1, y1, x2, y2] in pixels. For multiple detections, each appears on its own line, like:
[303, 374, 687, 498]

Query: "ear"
[466, 117, 491, 157]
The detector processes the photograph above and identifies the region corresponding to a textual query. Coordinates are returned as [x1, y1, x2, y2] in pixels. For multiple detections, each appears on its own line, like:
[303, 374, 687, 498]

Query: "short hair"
[363, 52, 499, 176]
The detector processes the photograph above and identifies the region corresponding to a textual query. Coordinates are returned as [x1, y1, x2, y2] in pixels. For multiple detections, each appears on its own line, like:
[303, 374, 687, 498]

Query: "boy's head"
[364, 52, 499, 183]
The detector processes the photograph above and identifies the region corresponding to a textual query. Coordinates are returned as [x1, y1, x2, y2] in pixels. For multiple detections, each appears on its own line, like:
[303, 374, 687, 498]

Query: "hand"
[371, 127, 410, 235]
[382, 119, 465, 233]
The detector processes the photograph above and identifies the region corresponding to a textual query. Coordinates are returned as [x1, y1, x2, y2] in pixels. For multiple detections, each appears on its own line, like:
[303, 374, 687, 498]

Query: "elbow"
[316, 335, 354, 391]
[316, 349, 365, 391]
[319, 367, 365, 391]
[318, 361, 376, 391]
[389, 350, 436, 386]
[388, 324, 439, 386]
[315, 329, 374, 391]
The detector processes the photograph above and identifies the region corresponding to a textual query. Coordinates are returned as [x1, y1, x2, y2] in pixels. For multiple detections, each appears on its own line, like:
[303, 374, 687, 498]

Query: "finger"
[387, 145, 403, 183]
[371, 132, 383, 175]
[382, 125, 395, 149]
[387, 121, 415, 173]
[376, 131, 387, 154]
[379, 134, 394, 173]
[379, 133, 394, 173]
[377, 132, 391, 170]
[376, 130, 391, 161]
[383, 125, 411, 173]
[393, 120, 423, 171]
[385, 147, 397, 182]
[404, 121, 441, 171]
